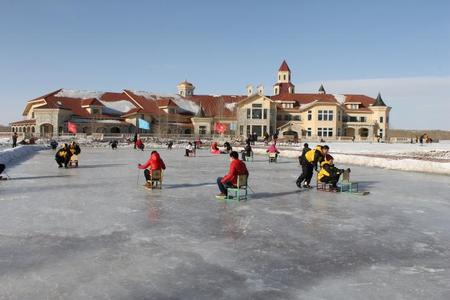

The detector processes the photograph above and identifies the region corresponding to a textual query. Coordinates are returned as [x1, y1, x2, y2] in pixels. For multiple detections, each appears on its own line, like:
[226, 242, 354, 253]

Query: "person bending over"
[185, 142, 194, 156]
[216, 151, 249, 199]
[296, 145, 328, 188]
[138, 151, 166, 188]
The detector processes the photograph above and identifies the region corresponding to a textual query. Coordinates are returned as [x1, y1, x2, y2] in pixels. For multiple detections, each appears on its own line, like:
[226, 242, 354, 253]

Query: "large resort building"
[11, 61, 391, 141]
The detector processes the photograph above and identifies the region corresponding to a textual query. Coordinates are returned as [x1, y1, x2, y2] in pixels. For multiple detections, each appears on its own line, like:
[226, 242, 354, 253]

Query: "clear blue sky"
[1, 0, 449, 129]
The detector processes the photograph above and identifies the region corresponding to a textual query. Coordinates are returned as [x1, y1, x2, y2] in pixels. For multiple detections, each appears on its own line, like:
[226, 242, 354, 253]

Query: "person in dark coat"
[12, 132, 18, 148]
[241, 141, 253, 161]
[50, 140, 58, 150]
[133, 133, 138, 149]
[296, 145, 327, 188]
[223, 141, 232, 153]
[0, 163, 6, 180]
[110, 140, 118, 150]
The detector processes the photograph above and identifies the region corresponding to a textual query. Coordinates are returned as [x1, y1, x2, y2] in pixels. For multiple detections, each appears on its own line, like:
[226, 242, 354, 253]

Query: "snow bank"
[0, 145, 46, 166]
[55, 89, 105, 99]
[250, 148, 450, 175]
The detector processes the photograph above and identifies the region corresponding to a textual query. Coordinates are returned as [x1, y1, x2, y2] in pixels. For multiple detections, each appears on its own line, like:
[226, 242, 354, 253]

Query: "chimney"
[257, 85, 264, 96]
[246, 84, 254, 97]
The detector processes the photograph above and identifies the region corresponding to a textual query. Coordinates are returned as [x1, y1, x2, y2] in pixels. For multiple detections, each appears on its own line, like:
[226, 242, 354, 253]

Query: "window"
[308, 110, 312, 121]
[337, 110, 341, 121]
[360, 117, 366, 122]
[379, 116, 384, 123]
[199, 126, 207, 135]
[247, 109, 251, 119]
[283, 74, 286, 80]
[379, 129, 383, 138]
[240, 126, 243, 135]
[293, 115, 300, 121]
[263, 109, 268, 119]
[318, 110, 333, 121]
[277, 114, 282, 121]
[252, 108, 262, 119]
[337, 128, 341, 136]
[318, 128, 333, 137]
[92, 108, 100, 115]
[349, 116, 358, 122]
[252, 103, 262, 108]
[246, 125, 251, 136]
[284, 115, 289, 121]
[307, 128, 312, 137]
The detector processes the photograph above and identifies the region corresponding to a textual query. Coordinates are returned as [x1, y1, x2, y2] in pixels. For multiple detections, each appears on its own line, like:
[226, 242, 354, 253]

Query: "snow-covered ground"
[0, 148, 450, 299]
[253, 141, 450, 175]
[0, 145, 46, 166]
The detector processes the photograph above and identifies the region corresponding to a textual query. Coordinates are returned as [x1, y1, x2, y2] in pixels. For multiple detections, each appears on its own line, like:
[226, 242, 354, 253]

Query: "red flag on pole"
[214, 122, 227, 134]
[67, 121, 77, 134]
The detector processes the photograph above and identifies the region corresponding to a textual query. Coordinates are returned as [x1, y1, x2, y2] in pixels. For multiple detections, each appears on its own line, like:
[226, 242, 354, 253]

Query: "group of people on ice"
[297, 143, 350, 191]
[54, 142, 81, 168]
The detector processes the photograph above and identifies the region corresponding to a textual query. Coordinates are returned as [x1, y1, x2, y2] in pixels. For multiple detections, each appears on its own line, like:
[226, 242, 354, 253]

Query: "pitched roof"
[343, 94, 376, 109]
[80, 98, 104, 106]
[186, 95, 246, 117]
[122, 90, 167, 116]
[318, 84, 326, 93]
[10, 119, 36, 125]
[278, 60, 291, 72]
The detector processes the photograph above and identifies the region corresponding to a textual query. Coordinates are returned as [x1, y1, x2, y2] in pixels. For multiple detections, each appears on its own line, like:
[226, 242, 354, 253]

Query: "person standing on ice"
[296, 145, 327, 188]
[216, 151, 249, 199]
[12, 132, 18, 148]
[185, 142, 194, 156]
[136, 137, 145, 151]
[138, 151, 166, 188]
[133, 133, 138, 149]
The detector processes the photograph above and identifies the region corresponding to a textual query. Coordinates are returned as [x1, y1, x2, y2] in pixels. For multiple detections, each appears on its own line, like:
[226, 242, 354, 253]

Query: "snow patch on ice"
[55, 89, 105, 99]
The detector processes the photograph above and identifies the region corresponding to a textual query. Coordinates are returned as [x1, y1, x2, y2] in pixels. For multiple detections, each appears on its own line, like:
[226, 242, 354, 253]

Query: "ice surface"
[0, 148, 450, 299]
[0, 145, 45, 165]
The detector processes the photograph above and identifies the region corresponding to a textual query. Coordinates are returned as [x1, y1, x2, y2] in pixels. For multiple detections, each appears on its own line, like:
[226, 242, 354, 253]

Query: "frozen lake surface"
[1, 148, 450, 299]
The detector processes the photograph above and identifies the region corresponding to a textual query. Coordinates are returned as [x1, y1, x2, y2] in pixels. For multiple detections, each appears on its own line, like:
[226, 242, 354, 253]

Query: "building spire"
[373, 92, 387, 106]
[278, 60, 291, 72]
[318, 84, 326, 94]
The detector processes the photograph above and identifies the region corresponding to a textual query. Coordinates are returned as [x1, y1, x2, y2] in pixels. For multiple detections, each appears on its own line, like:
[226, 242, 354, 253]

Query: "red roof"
[123, 90, 167, 116]
[10, 119, 36, 125]
[100, 92, 131, 102]
[80, 98, 104, 106]
[343, 94, 376, 109]
[187, 95, 246, 117]
[278, 60, 291, 72]
[271, 93, 338, 106]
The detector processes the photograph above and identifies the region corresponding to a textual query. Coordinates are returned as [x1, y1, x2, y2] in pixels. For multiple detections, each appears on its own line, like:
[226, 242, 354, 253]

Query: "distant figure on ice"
[298, 143, 311, 166]
[318, 156, 350, 191]
[0, 163, 6, 180]
[185, 142, 194, 156]
[266, 142, 280, 159]
[12, 132, 18, 148]
[110, 140, 118, 150]
[136, 137, 145, 151]
[138, 151, 166, 189]
[167, 141, 173, 150]
[223, 141, 232, 153]
[211, 141, 221, 154]
[55, 144, 71, 168]
[241, 141, 253, 161]
[133, 133, 138, 149]
[50, 140, 58, 150]
[263, 132, 270, 145]
[216, 151, 249, 199]
[296, 145, 328, 188]
[195, 138, 202, 149]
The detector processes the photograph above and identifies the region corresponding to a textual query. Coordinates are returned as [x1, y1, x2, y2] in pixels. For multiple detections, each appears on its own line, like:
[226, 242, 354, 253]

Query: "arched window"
[110, 127, 121, 133]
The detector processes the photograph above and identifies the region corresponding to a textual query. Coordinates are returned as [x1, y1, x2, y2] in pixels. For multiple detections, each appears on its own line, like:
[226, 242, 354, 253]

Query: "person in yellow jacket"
[318, 155, 350, 191]
[296, 145, 329, 188]
[55, 143, 71, 168]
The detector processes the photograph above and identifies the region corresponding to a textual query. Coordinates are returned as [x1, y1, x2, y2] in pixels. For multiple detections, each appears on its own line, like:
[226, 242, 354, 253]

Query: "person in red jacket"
[138, 151, 166, 187]
[216, 151, 249, 199]
[135, 137, 145, 151]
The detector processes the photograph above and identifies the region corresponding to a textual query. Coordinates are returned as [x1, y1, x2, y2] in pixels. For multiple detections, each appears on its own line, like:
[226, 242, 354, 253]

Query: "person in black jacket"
[318, 158, 350, 190]
[296, 143, 312, 188]
[296, 145, 327, 188]
[241, 141, 253, 161]
[223, 141, 233, 153]
[0, 163, 6, 180]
